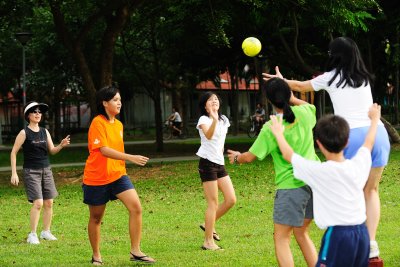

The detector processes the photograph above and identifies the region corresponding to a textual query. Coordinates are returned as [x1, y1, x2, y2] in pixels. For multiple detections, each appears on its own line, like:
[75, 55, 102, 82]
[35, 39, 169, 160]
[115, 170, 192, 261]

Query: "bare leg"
[202, 181, 219, 249]
[42, 199, 54, 231]
[364, 167, 384, 241]
[117, 189, 154, 262]
[215, 176, 236, 221]
[274, 223, 294, 267]
[88, 204, 106, 262]
[30, 199, 43, 233]
[293, 219, 318, 267]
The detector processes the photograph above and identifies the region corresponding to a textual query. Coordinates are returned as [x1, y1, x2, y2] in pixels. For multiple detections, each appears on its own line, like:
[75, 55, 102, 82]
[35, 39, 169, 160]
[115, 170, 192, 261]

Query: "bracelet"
[234, 154, 239, 164]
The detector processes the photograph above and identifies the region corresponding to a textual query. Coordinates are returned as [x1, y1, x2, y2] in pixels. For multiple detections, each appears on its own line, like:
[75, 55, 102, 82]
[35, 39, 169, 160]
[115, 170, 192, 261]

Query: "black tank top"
[22, 127, 50, 169]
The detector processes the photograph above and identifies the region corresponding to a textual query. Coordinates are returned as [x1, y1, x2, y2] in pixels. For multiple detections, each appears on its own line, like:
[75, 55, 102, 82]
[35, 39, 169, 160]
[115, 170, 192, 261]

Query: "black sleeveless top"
[22, 127, 50, 169]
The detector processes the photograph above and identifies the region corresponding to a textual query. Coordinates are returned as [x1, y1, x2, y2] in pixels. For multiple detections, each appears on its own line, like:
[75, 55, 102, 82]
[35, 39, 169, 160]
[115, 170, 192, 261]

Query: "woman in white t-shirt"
[196, 92, 236, 251]
[263, 36, 390, 259]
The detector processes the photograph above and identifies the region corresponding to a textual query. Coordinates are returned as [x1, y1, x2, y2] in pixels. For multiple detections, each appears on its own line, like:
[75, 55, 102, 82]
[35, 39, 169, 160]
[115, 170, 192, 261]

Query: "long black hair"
[198, 91, 224, 121]
[96, 85, 120, 120]
[326, 37, 374, 88]
[265, 78, 295, 123]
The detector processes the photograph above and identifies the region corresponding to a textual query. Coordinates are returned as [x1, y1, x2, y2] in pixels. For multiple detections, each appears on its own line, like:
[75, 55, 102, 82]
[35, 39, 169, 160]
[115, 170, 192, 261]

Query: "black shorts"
[198, 157, 228, 182]
[82, 175, 134, 206]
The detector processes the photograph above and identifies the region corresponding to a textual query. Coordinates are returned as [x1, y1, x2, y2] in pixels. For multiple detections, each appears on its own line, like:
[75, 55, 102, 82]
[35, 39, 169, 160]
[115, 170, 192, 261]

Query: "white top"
[196, 115, 230, 165]
[291, 147, 371, 229]
[311, 70, 382, 128]
[173, 112, 182, 122]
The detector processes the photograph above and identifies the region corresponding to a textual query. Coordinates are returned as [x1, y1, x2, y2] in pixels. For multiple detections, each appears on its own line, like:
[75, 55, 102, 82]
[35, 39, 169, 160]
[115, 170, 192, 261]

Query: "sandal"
[91, 257, 103, 266]
[199, 224, 221, 241]
[201, 245, 223, 251]
[130, 252, 156, 264]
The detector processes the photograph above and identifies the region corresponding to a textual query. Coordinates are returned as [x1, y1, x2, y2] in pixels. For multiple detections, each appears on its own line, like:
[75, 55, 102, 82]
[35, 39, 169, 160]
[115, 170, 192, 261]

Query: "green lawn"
[0, 145, 399, 266]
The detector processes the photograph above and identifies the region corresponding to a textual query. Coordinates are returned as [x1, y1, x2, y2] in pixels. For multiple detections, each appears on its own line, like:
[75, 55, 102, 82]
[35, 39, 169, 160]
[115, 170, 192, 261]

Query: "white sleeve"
[222, 115, 230, 128]
[196, 116, 209, 129]
[310, 72, 333, 92]
[292, 153, 321, 187]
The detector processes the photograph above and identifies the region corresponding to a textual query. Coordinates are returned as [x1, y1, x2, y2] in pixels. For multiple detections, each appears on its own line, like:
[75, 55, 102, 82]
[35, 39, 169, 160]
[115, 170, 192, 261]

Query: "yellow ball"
[242, 37, 262, 57]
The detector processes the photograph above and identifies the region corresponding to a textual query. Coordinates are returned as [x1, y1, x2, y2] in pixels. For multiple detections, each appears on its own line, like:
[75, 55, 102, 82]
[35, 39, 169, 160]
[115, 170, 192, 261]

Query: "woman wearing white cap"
[10, 101, 71, 244]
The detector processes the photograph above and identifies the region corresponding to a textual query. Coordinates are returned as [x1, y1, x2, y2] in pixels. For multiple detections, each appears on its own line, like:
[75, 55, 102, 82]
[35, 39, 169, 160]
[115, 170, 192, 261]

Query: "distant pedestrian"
[10, 101, 71, 244]
[82, 85, 155, 265]
[196, 91, 236, 251]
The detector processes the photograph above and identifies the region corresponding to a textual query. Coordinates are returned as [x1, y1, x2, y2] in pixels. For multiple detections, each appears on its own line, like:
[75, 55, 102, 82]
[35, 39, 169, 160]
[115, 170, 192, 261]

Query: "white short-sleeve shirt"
[291, 147, 371, 229]
[311, 71, 377, 128]
[196, 115, 230, 165]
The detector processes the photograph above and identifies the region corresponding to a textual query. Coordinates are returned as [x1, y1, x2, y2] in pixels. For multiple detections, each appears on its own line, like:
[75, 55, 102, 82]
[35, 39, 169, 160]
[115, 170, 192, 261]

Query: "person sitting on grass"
[269, 103, 382, 267]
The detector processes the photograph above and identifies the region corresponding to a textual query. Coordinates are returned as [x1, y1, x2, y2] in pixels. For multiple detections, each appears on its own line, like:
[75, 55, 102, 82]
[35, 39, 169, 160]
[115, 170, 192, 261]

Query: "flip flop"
[199, 224, 221, 241]
[91, 257, 103, 266]
[130, 252, 156, 264]
[201, 245, 223, 251]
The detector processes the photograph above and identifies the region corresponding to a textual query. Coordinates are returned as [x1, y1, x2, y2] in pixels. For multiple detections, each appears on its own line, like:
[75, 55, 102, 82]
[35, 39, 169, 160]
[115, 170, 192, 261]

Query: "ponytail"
[283, 102, 295, 123]
[265, 78, 296, 123]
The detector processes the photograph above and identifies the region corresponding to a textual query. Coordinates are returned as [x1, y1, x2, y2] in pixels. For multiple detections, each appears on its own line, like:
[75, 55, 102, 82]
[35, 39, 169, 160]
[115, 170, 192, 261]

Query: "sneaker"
[369, 240, 380, 258]
[27, 232, 40, 244]
[40, 230, 57, 241]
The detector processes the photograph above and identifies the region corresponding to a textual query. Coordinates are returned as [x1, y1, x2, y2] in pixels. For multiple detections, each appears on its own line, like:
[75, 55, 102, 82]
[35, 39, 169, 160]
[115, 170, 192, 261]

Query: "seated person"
[167, 107, 182, 135]
[253, 103, 265, 126]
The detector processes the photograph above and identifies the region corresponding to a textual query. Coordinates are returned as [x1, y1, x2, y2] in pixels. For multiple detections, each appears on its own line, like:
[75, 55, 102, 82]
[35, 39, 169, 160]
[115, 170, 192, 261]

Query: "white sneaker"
[369, 240, 380, 258]
[40, 230, 57, 241]
[27, 232, 40, 244]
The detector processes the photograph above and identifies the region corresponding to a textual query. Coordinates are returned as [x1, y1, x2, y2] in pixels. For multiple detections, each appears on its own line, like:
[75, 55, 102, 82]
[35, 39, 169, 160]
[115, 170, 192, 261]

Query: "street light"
[15, 32, 33, 110]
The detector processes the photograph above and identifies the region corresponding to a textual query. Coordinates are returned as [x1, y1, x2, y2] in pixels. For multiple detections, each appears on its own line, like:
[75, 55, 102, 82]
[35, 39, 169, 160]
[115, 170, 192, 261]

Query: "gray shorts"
[23, 167, 58, 203]
[273, 185, 313, 227]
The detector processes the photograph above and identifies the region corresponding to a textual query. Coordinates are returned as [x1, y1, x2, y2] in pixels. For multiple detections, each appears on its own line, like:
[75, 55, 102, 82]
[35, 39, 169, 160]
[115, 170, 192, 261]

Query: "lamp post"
[15, 32, 33, 110]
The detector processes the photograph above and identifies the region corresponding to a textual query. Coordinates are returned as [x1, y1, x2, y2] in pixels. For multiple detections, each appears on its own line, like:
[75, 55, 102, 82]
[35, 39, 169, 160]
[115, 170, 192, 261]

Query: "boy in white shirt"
[269, 103, 381, 267]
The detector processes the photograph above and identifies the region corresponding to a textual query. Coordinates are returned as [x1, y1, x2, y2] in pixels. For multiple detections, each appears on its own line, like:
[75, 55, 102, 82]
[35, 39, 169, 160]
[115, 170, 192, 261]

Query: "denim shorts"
[23, 167, 58, 203]
[344, 125, 390, 167]
[273, 185, 313, 227]
[82, 175, 135, 206]
[198, 157, 228, 182]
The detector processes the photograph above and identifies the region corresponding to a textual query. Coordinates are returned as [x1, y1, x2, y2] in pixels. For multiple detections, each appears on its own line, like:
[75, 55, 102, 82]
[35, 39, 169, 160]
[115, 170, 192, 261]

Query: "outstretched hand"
[262, 66, 284, 82]
[60, 135, 71, 148]
[129, 155, 149, 166]
[227, 149, 240, 164]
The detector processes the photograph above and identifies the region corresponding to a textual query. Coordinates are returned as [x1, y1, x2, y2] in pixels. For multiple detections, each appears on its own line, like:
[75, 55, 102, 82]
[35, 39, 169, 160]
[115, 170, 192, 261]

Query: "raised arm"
[262, 66, 314, 93]
[363, 103, 381, 151]
[269, 115, 294, 163]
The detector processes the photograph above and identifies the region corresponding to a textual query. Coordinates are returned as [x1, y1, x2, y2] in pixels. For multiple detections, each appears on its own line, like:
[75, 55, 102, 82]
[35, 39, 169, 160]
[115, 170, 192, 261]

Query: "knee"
[32, 200, 43, 210]
[129, 203, 142, 217]
[43, 199, 53, 209]
[225, 195, 237, 208]
[207, 200, 219, 211]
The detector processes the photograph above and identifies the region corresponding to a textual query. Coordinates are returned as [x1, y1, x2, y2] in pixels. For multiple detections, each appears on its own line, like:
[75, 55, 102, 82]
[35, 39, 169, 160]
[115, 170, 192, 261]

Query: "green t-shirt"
[249, 104, 320, 189]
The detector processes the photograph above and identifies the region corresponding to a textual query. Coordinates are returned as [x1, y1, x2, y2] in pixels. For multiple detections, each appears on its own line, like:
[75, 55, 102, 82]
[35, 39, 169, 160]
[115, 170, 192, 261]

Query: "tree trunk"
[381, 117, 400, 143]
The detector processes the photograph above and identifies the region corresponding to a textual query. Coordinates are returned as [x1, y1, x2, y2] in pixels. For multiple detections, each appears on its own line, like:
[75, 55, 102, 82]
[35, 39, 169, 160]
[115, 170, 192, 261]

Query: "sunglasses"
[30, 110, 42, 114]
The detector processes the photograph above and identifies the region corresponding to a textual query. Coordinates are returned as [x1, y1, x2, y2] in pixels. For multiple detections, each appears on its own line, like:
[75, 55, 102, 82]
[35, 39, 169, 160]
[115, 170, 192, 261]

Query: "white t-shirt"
[173, 112, 182, 122]
[291, 147, 371, 229]
[196, 115, 230, 165]
[311, 71, 381, 129]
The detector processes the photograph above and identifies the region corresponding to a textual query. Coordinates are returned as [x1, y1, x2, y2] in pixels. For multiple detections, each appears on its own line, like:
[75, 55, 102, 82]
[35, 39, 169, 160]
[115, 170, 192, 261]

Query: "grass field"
[0, 143, 399, 266]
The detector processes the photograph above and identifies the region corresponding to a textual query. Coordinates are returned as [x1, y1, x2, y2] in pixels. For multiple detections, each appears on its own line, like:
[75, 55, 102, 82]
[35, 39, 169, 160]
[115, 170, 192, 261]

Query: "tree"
[47, 0, 144, 114]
